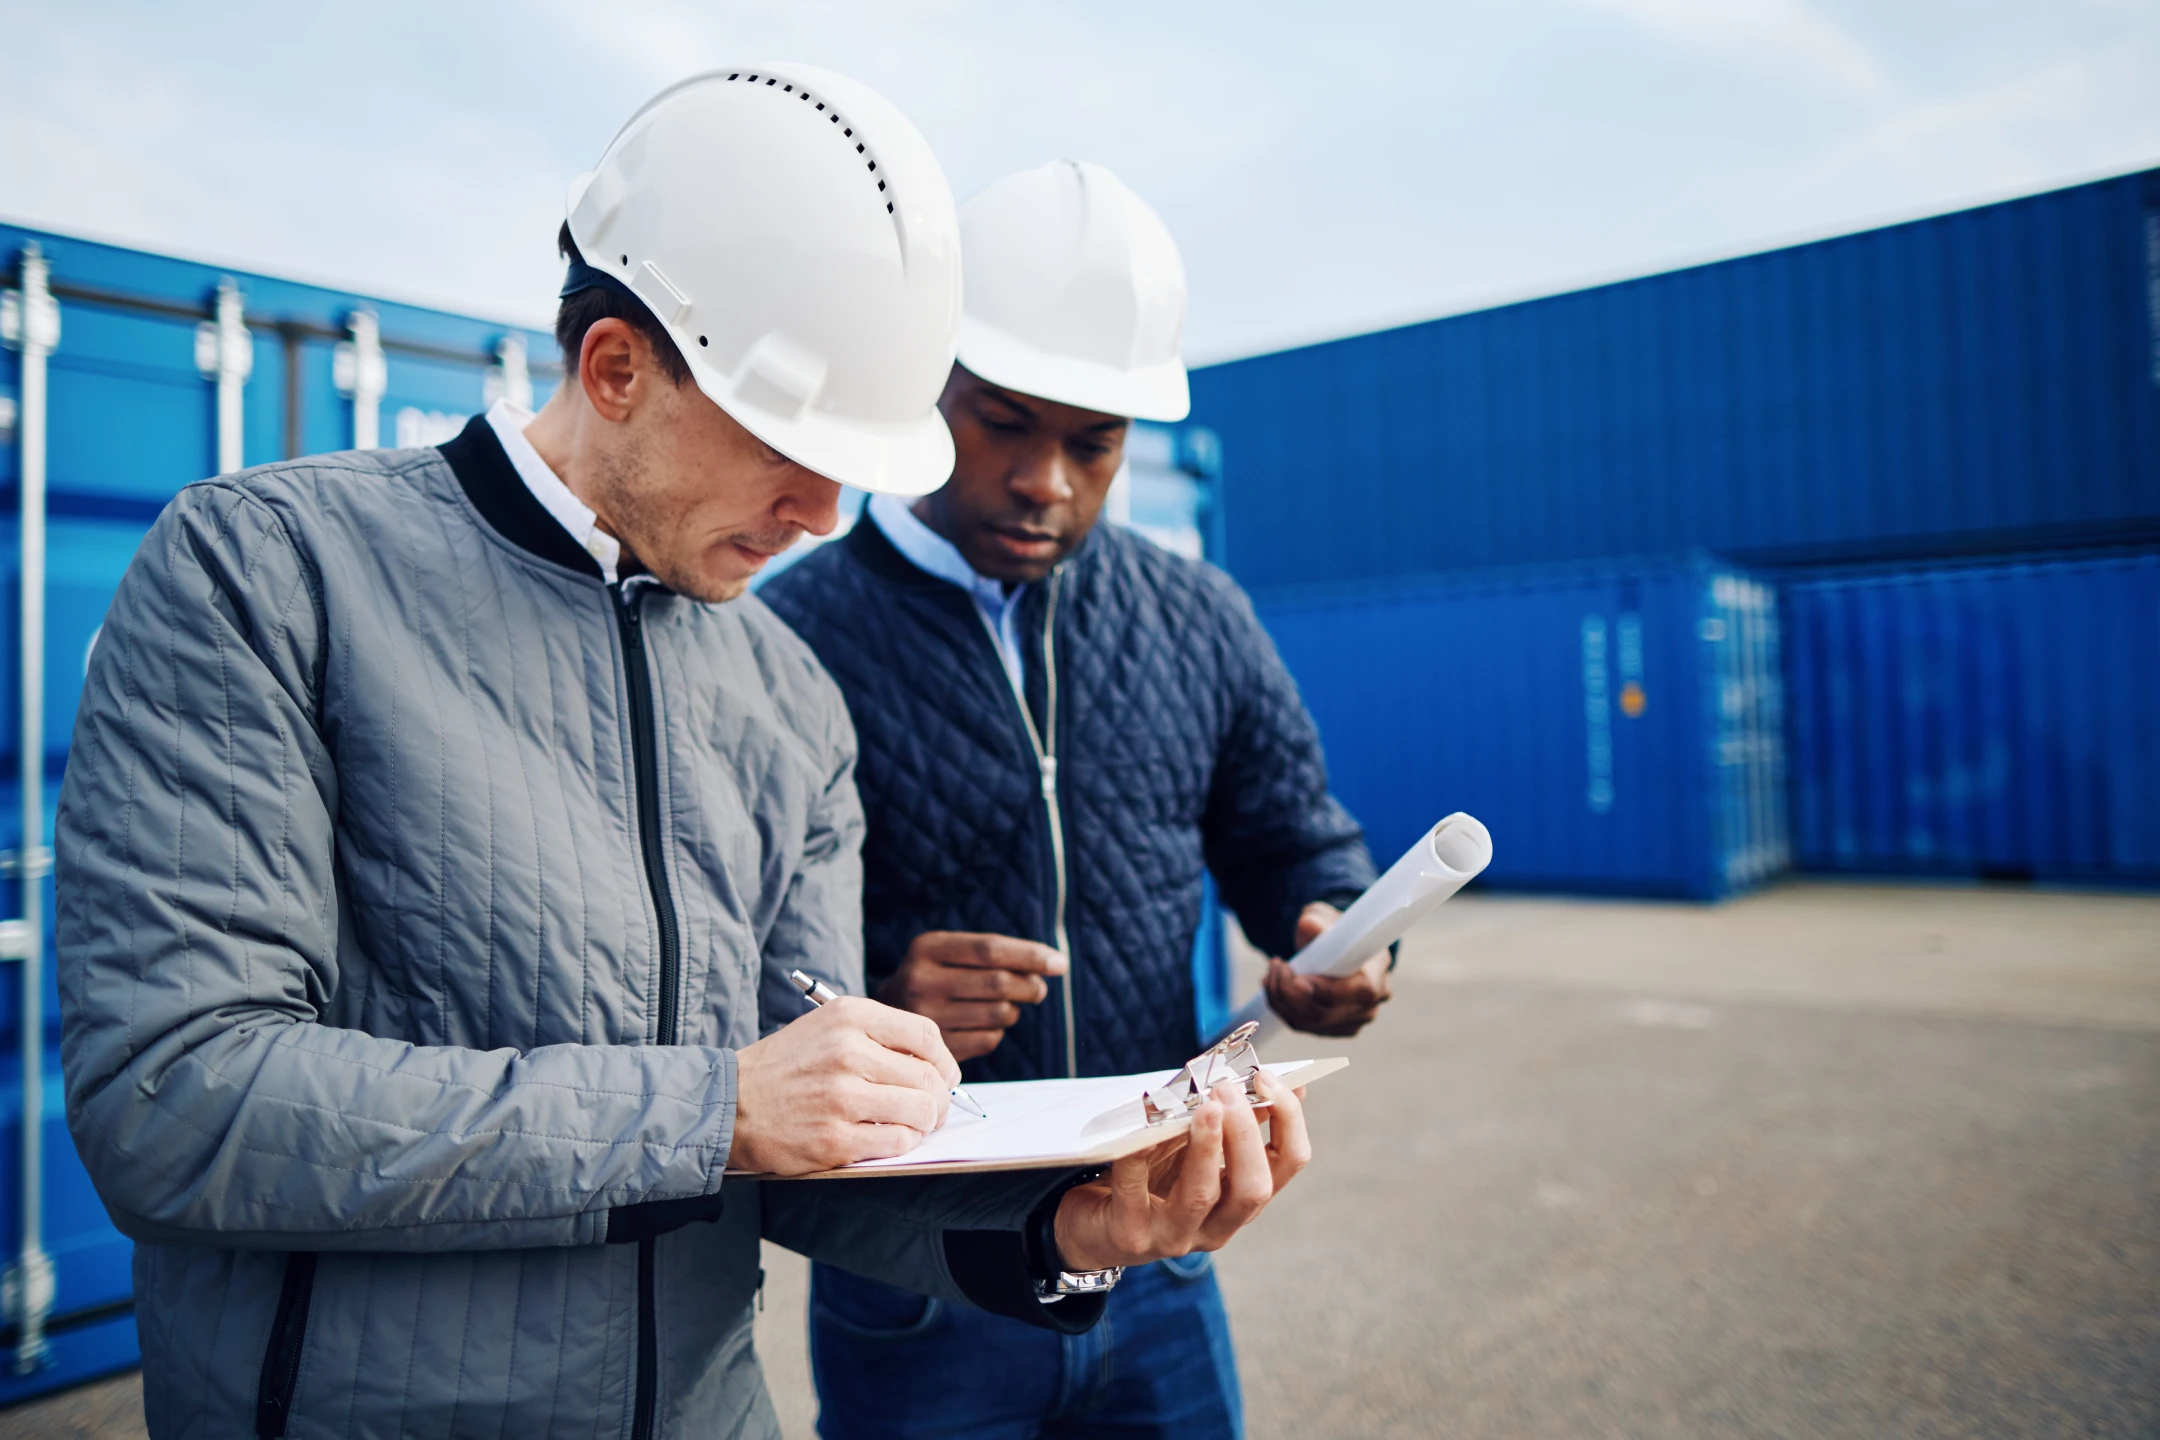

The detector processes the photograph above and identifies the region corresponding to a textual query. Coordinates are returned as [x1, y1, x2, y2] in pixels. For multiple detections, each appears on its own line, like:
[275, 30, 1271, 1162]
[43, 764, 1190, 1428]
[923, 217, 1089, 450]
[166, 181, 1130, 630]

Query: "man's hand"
[728, 998, 959, 1176]
[1262, 900, 1393, 1038]
[1053, 1069, 1311, 1271]
[877, 931, 1068, 1061]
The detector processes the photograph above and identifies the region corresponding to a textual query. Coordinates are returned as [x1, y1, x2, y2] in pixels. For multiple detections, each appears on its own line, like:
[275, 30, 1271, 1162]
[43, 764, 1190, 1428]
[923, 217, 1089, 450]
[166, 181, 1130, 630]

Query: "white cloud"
[1769, 25, 2160, 243]
[1781, 56, 2087, 206]
[1574, 0, 1887, 94]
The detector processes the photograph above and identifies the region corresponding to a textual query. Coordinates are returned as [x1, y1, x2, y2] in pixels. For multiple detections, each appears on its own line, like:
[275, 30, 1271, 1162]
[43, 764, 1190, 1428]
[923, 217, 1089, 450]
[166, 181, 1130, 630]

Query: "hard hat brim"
[957, 318, 1191, 424]
[697, 355, 959, 497]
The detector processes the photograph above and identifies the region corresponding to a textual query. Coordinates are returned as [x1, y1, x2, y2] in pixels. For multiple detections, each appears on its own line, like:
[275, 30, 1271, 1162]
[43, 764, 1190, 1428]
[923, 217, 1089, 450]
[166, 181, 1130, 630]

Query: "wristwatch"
[1035, 1265, 1123, 1302]
[1025, 1170, 1123, 1303]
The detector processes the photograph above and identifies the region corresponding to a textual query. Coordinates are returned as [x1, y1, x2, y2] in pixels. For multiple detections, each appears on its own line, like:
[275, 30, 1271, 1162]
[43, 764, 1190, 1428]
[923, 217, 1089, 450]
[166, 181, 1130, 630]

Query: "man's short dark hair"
[555, 223, 691, 386]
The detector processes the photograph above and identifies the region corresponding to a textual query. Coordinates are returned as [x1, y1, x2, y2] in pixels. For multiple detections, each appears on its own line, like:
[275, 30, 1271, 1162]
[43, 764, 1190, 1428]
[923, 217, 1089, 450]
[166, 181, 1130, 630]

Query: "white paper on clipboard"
[735, 1058, 1349, 1179]
[1221, 811, 1494, 1045]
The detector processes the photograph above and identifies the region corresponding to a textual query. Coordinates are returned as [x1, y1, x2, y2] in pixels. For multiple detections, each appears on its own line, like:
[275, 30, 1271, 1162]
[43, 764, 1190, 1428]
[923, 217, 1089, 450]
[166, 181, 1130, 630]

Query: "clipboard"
[743, 1023, 1349, 1181]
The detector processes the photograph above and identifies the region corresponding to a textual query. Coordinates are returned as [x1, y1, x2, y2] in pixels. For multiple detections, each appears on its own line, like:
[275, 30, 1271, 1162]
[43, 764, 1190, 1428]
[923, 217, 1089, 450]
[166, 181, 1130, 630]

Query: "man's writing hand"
[728, 998, 959, 1175]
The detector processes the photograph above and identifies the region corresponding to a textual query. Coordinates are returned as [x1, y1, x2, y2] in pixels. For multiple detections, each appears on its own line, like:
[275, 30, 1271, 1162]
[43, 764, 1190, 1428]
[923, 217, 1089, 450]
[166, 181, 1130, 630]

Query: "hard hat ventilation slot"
[718, 70, 899, 224]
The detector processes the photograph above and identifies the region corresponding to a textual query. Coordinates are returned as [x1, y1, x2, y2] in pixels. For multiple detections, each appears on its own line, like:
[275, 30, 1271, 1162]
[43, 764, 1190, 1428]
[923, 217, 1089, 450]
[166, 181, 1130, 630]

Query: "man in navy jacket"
[764, 161, 1391, 1440]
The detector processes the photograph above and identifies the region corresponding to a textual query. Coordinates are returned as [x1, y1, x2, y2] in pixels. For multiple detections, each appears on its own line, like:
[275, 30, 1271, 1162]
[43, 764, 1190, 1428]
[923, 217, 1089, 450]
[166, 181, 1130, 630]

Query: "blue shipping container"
[0, 222, 557, 1402]
[1257, 557, 1787, 900]
[1785, 549, 2160, 883]
[1193, 168, 2160, 591]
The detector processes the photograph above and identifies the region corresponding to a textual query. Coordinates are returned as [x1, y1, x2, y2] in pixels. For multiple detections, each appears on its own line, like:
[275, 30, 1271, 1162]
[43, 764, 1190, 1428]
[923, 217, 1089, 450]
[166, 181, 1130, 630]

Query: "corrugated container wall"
[1255, 556, 1787, 901]
[1785, 549, 2160, 883]
[1191, 169, 2160, 591]
[0, 222, 557, 1402]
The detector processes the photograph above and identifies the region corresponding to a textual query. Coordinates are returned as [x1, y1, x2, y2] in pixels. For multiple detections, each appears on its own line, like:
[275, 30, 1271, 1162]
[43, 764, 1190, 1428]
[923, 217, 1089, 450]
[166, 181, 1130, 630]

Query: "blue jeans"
[808, 1254, 1243, 1440]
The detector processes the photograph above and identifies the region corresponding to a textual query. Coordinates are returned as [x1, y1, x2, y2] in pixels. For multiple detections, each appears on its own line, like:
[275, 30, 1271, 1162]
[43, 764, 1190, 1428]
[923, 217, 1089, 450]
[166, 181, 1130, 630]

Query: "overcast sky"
[4, 0, 2157, 362]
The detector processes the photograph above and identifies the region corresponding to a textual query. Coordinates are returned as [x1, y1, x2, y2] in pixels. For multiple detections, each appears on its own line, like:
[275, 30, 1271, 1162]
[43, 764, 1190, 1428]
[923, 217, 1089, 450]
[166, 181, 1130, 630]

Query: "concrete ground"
[8, 881, 2156, 1439]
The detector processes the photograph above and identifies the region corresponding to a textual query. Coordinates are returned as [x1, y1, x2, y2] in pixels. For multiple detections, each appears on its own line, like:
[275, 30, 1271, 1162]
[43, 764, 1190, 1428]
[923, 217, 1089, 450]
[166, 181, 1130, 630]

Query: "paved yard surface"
[9, 882, 2157, 1439]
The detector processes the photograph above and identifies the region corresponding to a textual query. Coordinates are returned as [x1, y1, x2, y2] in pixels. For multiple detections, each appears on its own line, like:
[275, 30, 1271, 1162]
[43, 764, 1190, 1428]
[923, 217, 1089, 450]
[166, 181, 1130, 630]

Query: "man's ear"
[579, 319, 644, 423]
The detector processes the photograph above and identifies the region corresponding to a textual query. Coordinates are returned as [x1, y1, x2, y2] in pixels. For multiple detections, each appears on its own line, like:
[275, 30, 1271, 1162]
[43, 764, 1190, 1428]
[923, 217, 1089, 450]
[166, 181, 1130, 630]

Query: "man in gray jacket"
[54, 69, 1308, 1440]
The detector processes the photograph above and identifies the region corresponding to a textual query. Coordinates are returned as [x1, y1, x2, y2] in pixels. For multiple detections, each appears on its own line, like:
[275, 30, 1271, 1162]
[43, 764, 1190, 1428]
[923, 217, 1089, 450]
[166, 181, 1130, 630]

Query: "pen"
[787, 968, 989, 1119]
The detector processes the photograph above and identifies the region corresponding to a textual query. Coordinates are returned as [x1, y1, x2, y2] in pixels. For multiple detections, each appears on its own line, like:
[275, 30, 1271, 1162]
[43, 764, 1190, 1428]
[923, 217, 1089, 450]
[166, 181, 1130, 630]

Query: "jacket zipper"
[617, 582, 684, 1046]
[253, 1251, 319, 1438]
[616, 580, 682, 1440]
[998, 570, 1076, 1078]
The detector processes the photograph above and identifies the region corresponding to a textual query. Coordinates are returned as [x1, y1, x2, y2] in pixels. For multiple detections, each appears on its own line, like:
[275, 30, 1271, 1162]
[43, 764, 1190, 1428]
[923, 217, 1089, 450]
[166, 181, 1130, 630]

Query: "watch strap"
[1023, 1167, 1102, 1284]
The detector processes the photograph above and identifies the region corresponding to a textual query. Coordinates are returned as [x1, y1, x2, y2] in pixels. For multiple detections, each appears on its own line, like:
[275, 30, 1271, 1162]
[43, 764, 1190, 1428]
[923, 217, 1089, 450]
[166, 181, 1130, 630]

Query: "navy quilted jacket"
[763, 516, 1375, 1082]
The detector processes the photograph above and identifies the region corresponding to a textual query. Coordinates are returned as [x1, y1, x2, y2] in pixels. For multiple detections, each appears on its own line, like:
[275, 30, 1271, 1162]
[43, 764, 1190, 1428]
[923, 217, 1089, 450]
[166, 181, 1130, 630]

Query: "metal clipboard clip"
[1141, 1021, 1266, 1126]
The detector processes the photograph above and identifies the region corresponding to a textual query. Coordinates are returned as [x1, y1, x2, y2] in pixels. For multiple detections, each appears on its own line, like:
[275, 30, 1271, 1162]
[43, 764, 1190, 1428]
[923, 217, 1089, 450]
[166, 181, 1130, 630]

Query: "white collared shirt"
[484, 399, 623, 583]
[867, 493, 1028, 699]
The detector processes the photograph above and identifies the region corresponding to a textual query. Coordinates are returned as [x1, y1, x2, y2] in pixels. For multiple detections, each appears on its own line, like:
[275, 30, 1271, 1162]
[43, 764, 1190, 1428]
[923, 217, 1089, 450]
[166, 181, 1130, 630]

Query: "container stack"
[1784, 549, 2160, 885]
[1189, 167, 2160, 899]
[1258, 559, 1785, 900]
[0, 222, 558, 1400]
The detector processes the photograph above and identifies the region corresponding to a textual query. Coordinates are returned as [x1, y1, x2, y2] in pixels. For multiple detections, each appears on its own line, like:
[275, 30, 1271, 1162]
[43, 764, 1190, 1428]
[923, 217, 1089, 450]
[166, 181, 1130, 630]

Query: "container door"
[1784, 552, 2160, 882]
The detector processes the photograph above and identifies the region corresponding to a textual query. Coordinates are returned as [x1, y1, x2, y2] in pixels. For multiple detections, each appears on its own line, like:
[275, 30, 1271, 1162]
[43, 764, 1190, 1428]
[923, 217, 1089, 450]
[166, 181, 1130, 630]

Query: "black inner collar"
[438, 414, 605, 580]
[846, 504, 954, 591]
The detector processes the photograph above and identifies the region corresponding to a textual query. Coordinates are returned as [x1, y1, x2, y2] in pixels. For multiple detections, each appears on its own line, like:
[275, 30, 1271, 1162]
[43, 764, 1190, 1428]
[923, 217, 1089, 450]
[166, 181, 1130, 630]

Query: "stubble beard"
[593, 438, 801, 604]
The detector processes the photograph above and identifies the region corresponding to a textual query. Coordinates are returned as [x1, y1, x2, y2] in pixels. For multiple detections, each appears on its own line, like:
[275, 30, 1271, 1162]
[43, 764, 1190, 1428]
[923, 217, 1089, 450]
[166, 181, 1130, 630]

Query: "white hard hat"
[565, 66, 961, 496]
[956, 161, 1191, 423]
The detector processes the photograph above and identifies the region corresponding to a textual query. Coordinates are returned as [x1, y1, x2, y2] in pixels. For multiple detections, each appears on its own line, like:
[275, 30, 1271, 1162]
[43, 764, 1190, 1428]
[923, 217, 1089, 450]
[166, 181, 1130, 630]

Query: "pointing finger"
[938, 967, 1051, 1005]
[920, 932, 1069, 977]
[932, 998, 1025, 1029]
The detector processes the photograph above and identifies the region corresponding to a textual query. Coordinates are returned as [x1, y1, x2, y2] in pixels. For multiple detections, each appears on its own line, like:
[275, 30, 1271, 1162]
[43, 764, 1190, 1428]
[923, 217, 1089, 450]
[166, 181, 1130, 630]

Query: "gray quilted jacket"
[55, 418, 1097, 1440]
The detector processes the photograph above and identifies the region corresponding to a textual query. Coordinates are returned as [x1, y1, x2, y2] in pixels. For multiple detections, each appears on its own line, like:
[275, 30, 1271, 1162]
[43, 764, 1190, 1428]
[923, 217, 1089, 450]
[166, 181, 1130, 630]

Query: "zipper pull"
[1038, 754, 1057, 800]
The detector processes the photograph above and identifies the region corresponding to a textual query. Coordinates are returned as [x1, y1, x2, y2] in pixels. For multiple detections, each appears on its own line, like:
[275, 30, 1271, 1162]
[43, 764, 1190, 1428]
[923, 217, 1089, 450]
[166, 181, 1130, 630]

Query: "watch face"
[1054, 1267, 1123, 1295]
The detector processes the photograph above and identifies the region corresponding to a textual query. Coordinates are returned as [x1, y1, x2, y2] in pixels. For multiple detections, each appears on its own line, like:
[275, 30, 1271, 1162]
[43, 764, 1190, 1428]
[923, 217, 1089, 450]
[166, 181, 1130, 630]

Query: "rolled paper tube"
[1220, 812, 1494, 1046]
